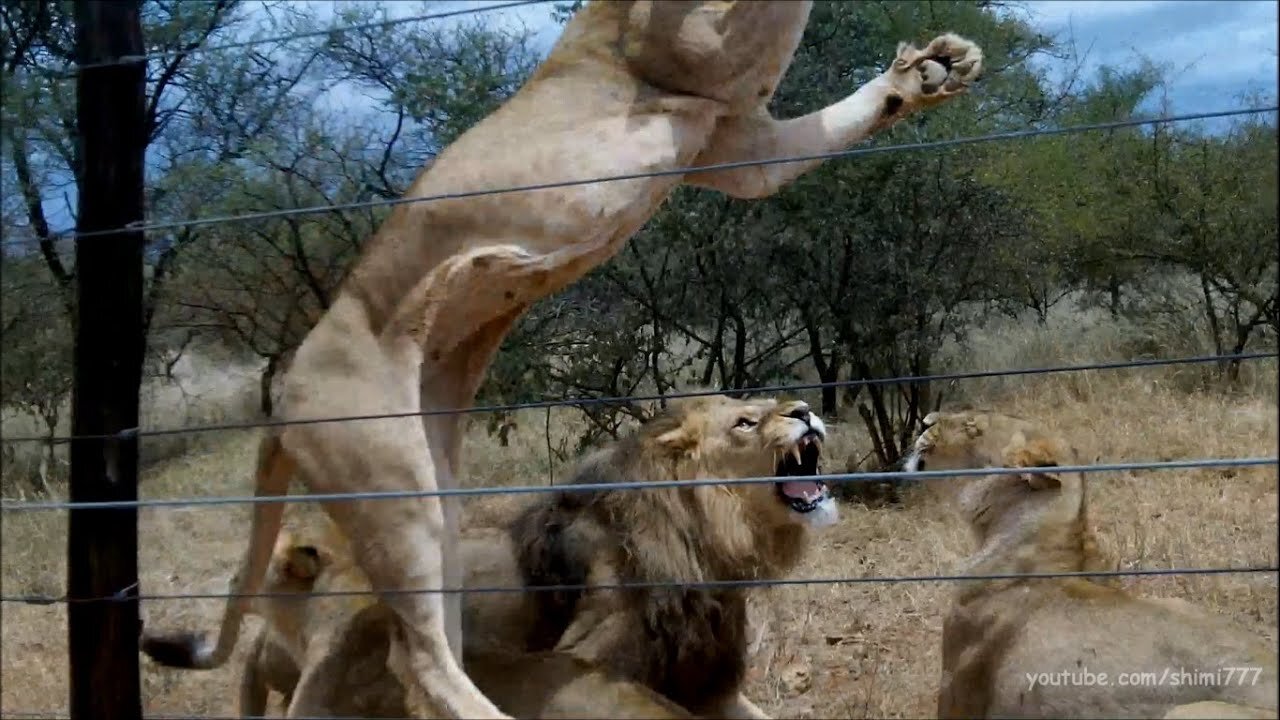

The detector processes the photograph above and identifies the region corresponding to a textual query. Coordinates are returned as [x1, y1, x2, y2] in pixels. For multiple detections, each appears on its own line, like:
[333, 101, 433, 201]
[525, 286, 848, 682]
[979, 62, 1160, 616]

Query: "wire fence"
[2, 350, 1275, 445]
[2, 1, 1278, 717]
[39, 0, 558, 76]
[6, 104, 1276, 248]
[3, 457, 1277, 514]
[4, 565, 1277, 607]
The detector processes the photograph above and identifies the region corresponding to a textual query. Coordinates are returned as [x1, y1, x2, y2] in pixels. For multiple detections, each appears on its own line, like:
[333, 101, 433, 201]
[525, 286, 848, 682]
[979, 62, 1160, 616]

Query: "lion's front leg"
[684, 33, 983, 199]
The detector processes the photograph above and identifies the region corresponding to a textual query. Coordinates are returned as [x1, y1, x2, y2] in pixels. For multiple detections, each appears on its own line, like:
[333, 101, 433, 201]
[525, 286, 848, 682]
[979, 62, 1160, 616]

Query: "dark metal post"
[68, 2, 147, 720]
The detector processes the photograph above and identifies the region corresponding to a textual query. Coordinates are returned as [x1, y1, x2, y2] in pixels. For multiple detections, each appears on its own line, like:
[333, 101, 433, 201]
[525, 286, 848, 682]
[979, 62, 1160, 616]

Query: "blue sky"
[1023, 1, 1278, 117]
[29, 0, 1280, 234]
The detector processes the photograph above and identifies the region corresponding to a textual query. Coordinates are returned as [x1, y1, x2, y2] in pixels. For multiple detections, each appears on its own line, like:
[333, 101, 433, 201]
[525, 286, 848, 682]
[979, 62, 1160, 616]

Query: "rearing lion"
[905, 410, 1279, 720]
[240, 394, 835, 719]
[140, 3, 983, 717]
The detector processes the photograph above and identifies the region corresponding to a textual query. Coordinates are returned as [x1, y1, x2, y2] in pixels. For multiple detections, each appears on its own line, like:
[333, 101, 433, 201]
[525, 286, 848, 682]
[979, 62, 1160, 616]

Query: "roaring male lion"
[239, 521, 696, 718]
[141, 3, 983, 716]
[485, 393, 839, 719]
[904, 410, 1279, 720]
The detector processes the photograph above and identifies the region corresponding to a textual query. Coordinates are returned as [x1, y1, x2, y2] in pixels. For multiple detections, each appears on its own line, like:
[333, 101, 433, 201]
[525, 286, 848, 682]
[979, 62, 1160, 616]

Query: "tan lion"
[140, 3, 983, 716]
[235, 523, 410, 718]
[240, 628, 298, 715]
[239, 520, 696, 718]
[481, 393, 838, 719]
[903, 410, 1279, 720]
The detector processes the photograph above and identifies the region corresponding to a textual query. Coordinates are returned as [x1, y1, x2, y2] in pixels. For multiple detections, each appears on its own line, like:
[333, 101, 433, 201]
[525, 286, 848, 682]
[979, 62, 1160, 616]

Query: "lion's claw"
[889, 32, 984, 107]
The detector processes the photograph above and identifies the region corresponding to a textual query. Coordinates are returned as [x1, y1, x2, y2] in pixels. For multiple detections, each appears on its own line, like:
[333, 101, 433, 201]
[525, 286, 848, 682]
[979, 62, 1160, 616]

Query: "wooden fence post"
[67, 2, 147, 720]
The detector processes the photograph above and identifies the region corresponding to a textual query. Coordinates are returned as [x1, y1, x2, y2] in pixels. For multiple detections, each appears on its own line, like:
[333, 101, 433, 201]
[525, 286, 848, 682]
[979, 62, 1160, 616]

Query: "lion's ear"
[655, 426, 696, 455]
[282, 545, 323, 580]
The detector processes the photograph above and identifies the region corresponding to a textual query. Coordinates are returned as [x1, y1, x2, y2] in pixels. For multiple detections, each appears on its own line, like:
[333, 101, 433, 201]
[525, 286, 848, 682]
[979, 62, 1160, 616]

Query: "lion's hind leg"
[278, 336, 510, 719]
[329, 489, 509, 720]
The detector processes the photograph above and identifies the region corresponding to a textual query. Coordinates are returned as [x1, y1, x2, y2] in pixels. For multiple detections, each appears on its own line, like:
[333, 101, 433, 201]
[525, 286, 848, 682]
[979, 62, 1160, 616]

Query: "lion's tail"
[141, 431, 295, 669]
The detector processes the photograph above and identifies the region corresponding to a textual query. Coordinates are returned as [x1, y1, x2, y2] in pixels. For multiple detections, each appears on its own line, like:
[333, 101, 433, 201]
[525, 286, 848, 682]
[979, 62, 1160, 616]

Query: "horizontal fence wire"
[37, 0, 557, 75]
[4, 105, 1275, 248]
[3, 457, 1276, 513]
[2, 12, 1275, 720]
[2, 350, 1274, 445]
[4, 565, 1277, 606]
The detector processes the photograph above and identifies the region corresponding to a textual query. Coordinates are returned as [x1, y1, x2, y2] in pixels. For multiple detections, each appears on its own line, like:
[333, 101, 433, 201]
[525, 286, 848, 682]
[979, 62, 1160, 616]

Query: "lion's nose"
[785, 405, 811, 423]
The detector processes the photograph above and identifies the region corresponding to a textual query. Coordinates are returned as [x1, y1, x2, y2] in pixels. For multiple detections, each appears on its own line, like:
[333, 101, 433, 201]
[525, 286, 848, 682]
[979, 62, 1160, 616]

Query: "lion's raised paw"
[892, 33, 984, 103]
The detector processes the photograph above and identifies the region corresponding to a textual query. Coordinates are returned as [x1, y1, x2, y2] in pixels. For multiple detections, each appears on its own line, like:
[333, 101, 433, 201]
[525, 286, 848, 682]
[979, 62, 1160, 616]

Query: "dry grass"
[1, 349, 264, 499]
[3, 310, 1277, 718]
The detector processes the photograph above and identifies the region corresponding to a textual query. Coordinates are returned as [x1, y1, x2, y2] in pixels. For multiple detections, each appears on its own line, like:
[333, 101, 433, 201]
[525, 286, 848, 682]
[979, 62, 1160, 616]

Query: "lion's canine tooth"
[790, 446, 802, 464]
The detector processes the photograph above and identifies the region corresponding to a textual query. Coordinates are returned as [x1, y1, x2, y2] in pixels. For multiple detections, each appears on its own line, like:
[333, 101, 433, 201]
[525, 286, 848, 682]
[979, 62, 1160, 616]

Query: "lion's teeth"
[790, 446, 802, 464]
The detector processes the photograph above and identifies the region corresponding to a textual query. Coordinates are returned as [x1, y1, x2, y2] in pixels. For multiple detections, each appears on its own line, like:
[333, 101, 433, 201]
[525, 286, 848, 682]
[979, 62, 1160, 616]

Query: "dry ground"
[3, 319, 1277, 718]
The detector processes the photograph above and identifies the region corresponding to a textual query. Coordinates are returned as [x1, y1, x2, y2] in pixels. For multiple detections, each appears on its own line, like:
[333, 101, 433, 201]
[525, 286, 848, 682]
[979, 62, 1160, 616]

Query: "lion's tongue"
[780, 480, 823, 502]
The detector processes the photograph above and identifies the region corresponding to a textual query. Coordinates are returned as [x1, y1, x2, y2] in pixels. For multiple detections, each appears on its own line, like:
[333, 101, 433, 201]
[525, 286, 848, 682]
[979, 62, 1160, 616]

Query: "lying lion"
[235, 520, 408, 718]
[140, 3, 981, 715]
[241, 394, 836, 718]
[904, 410, 1279, 719]
[240, 523, 694, 719]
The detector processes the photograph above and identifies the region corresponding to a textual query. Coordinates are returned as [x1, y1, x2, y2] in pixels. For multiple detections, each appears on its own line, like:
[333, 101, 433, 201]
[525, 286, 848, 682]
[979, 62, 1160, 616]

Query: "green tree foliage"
[2, 1, 1275, 476]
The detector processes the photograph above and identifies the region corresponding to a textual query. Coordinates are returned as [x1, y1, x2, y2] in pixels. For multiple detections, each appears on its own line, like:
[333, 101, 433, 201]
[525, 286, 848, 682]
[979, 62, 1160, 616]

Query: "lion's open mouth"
[775, 430, 828, 514]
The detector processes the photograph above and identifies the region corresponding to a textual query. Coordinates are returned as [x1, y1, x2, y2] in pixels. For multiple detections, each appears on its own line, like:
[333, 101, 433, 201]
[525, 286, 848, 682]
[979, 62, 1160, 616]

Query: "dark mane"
[506, 406, 756, 711]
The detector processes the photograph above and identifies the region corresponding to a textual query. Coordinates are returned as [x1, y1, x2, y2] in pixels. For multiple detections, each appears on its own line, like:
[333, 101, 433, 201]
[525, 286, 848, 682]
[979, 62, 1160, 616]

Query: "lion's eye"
[734, 417, 758, 429]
